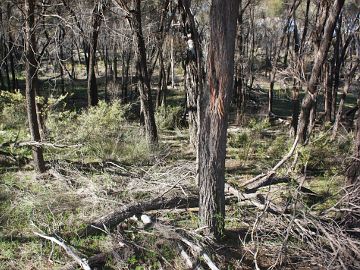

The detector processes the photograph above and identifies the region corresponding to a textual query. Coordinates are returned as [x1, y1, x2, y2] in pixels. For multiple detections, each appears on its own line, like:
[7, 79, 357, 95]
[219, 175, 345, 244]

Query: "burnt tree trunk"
[297, 0, 345, 143]
[24, 0, 46, 173]
[113, 43, 118, 83]
[122, 51, 131, 102]
[290, 14, 301, 136]
[180, 0, 204, 151]
[87, 0, 105, 107]
[198, 0, 239, 239]
[235, 0, 250, 125]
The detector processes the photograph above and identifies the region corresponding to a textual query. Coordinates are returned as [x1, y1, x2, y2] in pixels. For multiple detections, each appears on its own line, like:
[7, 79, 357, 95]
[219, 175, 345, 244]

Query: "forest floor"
[0, 74, 359, 269]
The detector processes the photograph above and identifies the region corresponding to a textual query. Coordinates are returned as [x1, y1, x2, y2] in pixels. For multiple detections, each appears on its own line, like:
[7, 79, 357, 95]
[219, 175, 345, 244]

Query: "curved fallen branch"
[34, 232, 91, 270]
[241, 135, 299, 192]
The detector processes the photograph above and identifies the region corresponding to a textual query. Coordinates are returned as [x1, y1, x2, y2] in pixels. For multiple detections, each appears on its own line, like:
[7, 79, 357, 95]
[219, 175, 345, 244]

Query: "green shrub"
[229, 131, 254, 163]
[229, 132, 249, 148]
[0, 90, 27, 130]
[267, 135, 288, 160]
[248, 118, 271, 132]
[155, 106, 184, 130]
[46, 100, 152, 163]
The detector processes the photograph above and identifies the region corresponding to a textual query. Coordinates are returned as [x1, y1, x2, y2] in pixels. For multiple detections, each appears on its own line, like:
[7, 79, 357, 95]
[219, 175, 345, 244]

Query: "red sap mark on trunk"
[209, 77, 225, 118]
[208, 53, 224, 119]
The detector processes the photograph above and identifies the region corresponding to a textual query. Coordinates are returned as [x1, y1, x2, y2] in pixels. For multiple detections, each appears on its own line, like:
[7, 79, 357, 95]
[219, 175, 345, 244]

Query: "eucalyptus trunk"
[198, 0, 239, 239]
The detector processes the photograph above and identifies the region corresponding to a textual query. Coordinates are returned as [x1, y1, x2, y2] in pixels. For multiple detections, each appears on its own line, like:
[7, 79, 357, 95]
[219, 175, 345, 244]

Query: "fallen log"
[79, 195, 199, 236]
[80, 187, 285, 238]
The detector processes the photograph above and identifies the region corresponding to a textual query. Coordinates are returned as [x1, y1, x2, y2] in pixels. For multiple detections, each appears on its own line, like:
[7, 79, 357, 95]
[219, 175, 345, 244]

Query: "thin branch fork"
[33, 232, 91, 270]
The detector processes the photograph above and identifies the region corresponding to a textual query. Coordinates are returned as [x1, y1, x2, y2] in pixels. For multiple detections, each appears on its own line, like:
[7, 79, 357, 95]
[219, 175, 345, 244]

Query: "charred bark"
[87, 0, 106, 107]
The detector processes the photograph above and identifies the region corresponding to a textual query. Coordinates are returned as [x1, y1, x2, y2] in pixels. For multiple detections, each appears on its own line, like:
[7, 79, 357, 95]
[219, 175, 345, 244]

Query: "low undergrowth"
[0, 88, 358, 269]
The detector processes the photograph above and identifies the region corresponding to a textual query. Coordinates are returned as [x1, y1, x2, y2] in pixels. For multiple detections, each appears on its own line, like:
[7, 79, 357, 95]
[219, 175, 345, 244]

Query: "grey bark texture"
[198, 0, 239, 239]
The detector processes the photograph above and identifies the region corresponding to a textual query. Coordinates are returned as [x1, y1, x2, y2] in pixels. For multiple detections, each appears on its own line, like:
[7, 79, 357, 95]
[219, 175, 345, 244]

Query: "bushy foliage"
[155, 106, 184, 130]
[0, 91, 27, 130]
[47, 100, 152, 163]
[298, 132, 352, 174]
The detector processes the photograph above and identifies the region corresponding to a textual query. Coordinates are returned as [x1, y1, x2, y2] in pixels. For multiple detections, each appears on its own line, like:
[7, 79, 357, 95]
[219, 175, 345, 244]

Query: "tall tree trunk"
[24, 0, 46, 173]
[130, 0, 158, 145]
[267, 0, 300, 117]
[185, 59, 199, 149]
[332, 63, 359, 140]
[180, 0, 204, 150]
[104, 44, 108, 101]
[122, 51, 131, 102]
[330, 15, 343, 121]
[113, 43, 118, 83]
[297, 0, 345, 143]
[0, 32, 4, 89]
[157, 50, 167, 108]
[198, 0, 239, 239]
[346, 96, 360, 184]
[87, 0, 104, 106]
[7, 3, 17, 91]
[291, 84, 300, 136]
[290, 14, 301, 136]
[324, 63, 332, 122]
[3, 42, 11, 91]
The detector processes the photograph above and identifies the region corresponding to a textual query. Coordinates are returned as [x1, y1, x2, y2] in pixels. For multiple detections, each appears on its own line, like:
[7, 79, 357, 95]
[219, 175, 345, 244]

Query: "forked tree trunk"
[130, 0, 158, 145]
[24, 0, 46, 173]
[297, 0, 345, 143]
[198, 0, 239, 239]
